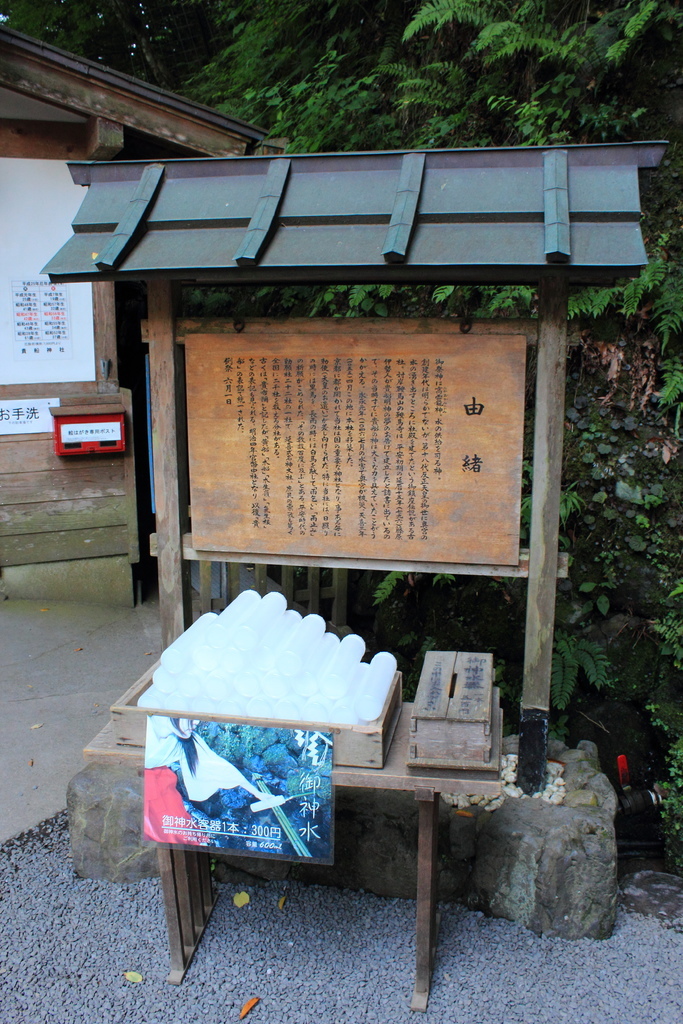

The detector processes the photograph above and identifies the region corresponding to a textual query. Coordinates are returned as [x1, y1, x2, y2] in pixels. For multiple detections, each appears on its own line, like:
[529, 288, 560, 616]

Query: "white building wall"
[0, 158, 95, 386]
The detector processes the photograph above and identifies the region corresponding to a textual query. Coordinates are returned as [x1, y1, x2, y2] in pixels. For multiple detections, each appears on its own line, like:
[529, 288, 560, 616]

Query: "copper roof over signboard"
[43, 142, 667, 286]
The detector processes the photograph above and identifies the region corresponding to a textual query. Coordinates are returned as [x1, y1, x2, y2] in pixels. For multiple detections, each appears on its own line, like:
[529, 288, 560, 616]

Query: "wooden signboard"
[185, 325, 526, 569]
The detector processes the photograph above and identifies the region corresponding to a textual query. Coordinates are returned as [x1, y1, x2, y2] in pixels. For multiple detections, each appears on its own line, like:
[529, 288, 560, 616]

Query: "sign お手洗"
[185, 326, 526, 568]
[143, 717, 334, 863]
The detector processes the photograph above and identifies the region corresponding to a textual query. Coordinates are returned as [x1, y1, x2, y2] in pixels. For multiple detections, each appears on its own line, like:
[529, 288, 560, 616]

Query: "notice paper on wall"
[11, 279, 72, 361]
[0, 159, 95, 386]
[0, 396, 59, 436]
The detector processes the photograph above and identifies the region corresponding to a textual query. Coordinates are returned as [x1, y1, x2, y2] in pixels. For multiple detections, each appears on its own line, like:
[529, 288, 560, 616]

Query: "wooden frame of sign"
[146, 286, 569, 798]
[184, 320, 527, 571]
[142, 280, 568, 1007]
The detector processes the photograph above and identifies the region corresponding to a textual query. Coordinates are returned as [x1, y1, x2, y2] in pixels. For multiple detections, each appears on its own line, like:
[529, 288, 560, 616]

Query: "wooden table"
[156, 704, 500, 1011]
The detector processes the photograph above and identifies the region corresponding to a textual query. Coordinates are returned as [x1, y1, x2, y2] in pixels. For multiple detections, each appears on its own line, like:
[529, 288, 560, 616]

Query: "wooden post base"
[411, 788, 440, 1011]
[158, 847, 217, 984]
[517, 706, 549, 795]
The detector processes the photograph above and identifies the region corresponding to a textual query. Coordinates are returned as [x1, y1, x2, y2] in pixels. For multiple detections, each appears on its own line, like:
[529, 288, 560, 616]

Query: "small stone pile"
[442, 753, 566, 811]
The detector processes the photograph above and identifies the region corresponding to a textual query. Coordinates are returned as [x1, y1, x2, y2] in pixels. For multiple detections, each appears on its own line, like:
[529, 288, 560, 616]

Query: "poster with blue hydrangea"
[143, 715, 334, 863]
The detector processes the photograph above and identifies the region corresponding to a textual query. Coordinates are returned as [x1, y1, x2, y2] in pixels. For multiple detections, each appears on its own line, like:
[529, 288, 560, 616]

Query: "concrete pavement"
[0, 593, 162, 843]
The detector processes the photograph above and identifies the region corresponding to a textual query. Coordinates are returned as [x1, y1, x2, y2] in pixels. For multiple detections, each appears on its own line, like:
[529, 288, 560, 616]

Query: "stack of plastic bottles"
[138, 590, 397, 726]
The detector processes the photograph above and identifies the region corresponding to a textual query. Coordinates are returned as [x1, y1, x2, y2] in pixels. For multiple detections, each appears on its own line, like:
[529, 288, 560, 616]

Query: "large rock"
[466, 797, 616, 938]
[464, 739, 618, 939]
[66, 740, 619, 940]
[67, 762, 158, 882]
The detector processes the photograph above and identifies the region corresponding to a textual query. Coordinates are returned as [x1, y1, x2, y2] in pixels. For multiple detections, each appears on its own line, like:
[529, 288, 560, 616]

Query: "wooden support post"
[331, 568, 348, 630]
[199, 560, 213, 613]
[255, 563, 268, 595]
[92, 281, 119, 394]
[281, 565, 295, 605]
[147, 279, 192, 648]
[307, 566, 321, 614]
[411, 788, 440, 1012]
[158, 847, 217, 985]
[518, 275, 569, 794]
[228, 561, 241, 602]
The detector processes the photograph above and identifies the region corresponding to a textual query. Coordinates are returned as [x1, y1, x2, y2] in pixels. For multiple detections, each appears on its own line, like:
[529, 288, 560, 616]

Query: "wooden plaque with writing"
[185, 323, 526, 569]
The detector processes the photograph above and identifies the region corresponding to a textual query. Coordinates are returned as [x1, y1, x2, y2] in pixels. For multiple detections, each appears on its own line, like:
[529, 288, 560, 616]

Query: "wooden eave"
[43, 142, 667, 287]
[0, 27, 266, 158]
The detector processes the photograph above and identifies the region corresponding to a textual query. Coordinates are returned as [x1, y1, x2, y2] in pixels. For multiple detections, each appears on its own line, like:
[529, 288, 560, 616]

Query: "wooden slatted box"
[110, 662, 402, 770]
[407, 651, 501, 771]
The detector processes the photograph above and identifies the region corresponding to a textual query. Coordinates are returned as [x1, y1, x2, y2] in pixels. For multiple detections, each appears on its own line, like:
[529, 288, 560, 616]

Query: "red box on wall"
[52, 409, 126, 456]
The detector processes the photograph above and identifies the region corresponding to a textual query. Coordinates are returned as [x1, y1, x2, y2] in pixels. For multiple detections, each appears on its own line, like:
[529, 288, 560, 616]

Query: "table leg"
[411, 788, 440, 1012]
[158, 847, 218, 984]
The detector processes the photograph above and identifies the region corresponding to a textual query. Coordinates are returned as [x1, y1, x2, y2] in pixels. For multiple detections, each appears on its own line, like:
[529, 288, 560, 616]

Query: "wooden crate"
[407, 651, 501, 770]
[110, 664, 402, 769]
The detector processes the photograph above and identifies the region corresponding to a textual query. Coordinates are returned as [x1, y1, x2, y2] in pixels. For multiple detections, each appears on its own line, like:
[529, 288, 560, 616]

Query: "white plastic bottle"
[159, 612, 218, 674]
[232, 591, 288, 651]
[217, 589, 261, 628]
[293, 631, 339, 698]
[254, 608, 302, 672]
[319, 633, 366, 700]
[279, 613, 327, 677]
[354, 652, 397, 724]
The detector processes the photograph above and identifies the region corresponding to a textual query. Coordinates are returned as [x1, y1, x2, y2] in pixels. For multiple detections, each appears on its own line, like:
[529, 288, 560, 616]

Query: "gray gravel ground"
[1, 813, 683, 1024]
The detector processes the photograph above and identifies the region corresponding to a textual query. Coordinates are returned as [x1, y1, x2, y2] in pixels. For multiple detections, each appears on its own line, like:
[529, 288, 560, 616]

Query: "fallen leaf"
[30, 723, 43, 730]
[239, 997, 260, 1019]
[123, 971, 143, 983]
[233, 891, 250, 908]
[144, 652, 153, 656]
[74, 648, 83, 652]
[40, 608, 49, 612]
[277, 896, 287, 910]
[455, 810, 474, 818]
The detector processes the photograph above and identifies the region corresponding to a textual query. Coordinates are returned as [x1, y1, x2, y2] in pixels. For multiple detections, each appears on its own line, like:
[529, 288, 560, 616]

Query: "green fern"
[659, 356, 683, 435]
[660, 357, 683, 405]
[403, 0, 492, 41]
[620, 259, 668, 317]
[551, 635, 578, 711]
[605, 0, 659, 64]
[432, 285, 455, 303]
[568, 286, 620, 320]
[373, 571, 406, 606]
[551, 631, 611, 710]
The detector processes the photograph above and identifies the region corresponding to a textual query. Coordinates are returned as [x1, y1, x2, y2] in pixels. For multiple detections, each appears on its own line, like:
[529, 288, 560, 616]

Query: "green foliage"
[551, 630, 611, 710]
[661, 740, 683, 875]
[549, 713, 570, 743]
[659, 356, 683, 435]
[568, 252, 683, 351]
[373, 571, 406, 606]
[653, 612, 683, 670]
[520, 478, 585, 545]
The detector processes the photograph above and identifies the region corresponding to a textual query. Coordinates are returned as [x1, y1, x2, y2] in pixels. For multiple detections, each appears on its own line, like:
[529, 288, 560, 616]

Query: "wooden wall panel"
[0, 495, 129, 536]
[0, 389, 138, 567]
[1, 464, 125, 503]
[0, 526, 129, 566]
